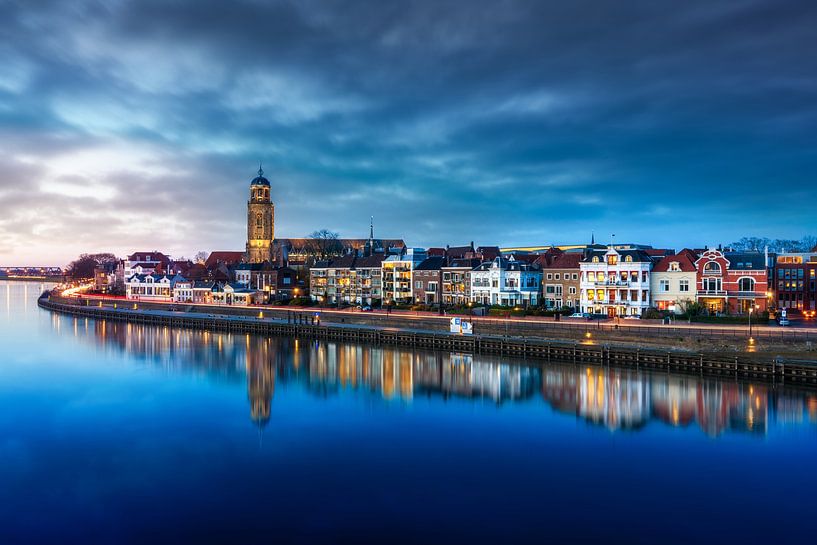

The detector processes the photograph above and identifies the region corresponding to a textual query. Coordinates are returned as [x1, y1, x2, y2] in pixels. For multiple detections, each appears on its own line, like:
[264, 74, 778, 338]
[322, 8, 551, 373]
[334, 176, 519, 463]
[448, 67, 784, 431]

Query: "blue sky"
[1, 0, 816, 265]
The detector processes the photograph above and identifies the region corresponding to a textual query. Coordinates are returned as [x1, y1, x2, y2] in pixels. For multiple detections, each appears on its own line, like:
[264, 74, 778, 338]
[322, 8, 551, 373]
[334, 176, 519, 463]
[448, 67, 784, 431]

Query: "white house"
[580, 247, 654, 317]
[468, 256, 541, 306]
[125, 273, 175, 302]
[173, 278, 194, 303]
[650, 250, 698, 314]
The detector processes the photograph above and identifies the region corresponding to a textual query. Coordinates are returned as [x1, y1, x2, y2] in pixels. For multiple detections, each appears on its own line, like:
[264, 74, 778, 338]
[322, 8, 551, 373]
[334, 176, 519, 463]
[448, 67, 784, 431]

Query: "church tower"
[246, 165, 274, 263]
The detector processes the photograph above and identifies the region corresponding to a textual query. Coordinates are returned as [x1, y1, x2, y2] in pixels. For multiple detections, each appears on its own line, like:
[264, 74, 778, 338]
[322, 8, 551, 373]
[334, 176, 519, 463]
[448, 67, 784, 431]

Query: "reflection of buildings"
[246, 339, 275, 428]
[57, 312, 817, 436]
[542, 366, 817, 437]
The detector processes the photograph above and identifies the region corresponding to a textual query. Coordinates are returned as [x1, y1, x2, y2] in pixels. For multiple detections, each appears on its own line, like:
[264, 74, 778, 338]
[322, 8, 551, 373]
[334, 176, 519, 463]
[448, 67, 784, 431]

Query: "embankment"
[39, 293, 817, 386]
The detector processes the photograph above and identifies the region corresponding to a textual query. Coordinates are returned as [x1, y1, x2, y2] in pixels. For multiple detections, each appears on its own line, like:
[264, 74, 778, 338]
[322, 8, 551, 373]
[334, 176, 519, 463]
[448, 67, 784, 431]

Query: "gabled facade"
[442, 258, 481, 306]
[579, 247, 653, 317]
[650, 249, 697, 313]
[413, 256, 445, 304]
[125, 273, 175, 302]
[468, 256, 541, 306]
[537, 251, 582, 310]
[693, 249, 769, 314]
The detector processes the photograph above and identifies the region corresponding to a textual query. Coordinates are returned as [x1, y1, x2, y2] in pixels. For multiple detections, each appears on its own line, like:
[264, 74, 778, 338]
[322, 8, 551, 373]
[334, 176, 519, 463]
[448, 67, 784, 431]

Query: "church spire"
[369, 216, 374, 241]
[258, 162, 263, 177]
[591, 231, 595, 245]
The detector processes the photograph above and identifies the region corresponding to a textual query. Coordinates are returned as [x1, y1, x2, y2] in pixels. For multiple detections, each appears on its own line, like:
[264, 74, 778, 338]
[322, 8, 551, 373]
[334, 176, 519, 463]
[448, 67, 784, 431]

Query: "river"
[1, 281, 815, 544]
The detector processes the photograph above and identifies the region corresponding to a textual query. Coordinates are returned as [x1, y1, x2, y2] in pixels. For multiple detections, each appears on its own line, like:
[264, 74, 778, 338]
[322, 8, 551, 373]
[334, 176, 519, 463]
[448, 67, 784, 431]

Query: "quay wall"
[53, 294, 817, 352]
[39, 294, 817, 387]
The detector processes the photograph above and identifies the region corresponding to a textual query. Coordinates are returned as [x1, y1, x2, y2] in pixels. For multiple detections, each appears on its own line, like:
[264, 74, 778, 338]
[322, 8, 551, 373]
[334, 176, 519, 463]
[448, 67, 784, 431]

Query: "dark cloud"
[1, 0, 816, 264]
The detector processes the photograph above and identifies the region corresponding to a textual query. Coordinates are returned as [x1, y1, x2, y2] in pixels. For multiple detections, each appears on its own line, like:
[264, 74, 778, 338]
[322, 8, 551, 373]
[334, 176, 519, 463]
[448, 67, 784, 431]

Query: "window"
[679, 280, 689, 292]
[703, 278, 722, 292]
[547, 273, 553, 280]
[415, 280, 422, 289]
[587, 290, 595, 300]
[625, 255, 633, 263]
[555, 273, 560, 280]
[704, 261, 721, 274]
[592, 256, 599, 263]
[659, 279, 670, 292]
[738, 277, 755, 292]
[569, 286, 576, 295]
[573, 273, 578, 280]
[256, 213, 263, 228]
[607, 255, 618, 265]
[669, 262, 680, 271]
[428, 282, 437, 293]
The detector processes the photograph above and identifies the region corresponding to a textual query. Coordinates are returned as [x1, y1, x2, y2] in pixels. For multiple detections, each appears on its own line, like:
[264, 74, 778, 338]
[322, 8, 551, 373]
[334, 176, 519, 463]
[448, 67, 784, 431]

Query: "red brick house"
[694, 249, 769, 314]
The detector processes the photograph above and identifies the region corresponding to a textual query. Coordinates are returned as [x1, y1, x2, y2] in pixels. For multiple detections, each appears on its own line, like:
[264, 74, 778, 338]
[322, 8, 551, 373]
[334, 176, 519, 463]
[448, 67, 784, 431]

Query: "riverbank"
[63, 293, 817, 356]
[39, 293, 817, 386]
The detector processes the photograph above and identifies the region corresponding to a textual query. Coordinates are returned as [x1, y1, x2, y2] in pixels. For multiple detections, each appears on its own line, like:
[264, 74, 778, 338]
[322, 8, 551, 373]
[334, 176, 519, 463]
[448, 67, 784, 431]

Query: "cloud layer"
[1, 0, 816, 265]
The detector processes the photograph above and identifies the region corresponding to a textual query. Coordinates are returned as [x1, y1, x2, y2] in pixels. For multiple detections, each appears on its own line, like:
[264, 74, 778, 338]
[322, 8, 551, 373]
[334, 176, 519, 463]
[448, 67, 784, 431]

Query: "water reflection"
[56, 313, 817, 437]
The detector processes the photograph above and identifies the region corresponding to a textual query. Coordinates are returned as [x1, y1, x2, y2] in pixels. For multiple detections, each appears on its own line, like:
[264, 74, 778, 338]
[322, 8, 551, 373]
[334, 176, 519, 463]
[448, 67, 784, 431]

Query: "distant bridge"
[0, 266, 64, 279]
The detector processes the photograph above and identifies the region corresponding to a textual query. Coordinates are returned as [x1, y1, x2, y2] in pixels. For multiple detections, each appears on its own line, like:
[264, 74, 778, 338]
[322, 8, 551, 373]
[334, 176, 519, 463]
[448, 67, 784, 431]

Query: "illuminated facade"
[246, 166, 275, 263]
[580, 247, 654, 317]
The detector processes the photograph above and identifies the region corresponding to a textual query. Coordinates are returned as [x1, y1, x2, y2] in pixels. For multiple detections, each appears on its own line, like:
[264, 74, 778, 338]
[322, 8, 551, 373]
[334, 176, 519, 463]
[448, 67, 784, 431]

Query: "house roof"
[725, 252, 766, 270]
[205, 251, 245, 269]
[474, 257, 539, 272]
[543, 253, 583, 269]
[127, 251, 170, 264]
[415, 256, 445, 271]
[444, 258, 482, 269]
[356, 255, 386, 268]
[652, 249, 698, 272]
[582, 248, 653, 263]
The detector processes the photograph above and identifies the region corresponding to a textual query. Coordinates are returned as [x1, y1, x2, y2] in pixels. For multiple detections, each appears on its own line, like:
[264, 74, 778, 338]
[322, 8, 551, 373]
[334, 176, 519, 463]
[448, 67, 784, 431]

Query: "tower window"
[256, 213, 263, 229]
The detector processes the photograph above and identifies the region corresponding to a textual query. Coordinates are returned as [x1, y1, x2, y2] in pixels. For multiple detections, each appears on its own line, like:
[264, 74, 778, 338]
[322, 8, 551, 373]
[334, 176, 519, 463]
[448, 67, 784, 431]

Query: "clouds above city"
[1, 0, 816, 264]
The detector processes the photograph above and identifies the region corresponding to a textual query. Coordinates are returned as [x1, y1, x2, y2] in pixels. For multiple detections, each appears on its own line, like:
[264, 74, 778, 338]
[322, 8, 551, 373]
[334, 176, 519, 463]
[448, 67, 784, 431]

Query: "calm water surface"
[1, 281, 816, 544]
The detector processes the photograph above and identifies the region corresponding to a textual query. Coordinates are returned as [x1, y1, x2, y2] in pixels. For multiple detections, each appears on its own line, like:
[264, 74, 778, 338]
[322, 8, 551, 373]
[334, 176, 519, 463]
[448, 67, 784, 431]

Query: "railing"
[699, 290, 727, 296]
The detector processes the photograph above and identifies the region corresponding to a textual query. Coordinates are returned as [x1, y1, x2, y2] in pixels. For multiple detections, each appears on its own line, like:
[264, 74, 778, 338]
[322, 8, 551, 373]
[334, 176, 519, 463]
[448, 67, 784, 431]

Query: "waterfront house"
[125, 273, 175, 302]
[442, 258, 481, 306]
[173, 277, 194, 303]
[211, 282, 259, 305]
[382, 248, 428, 305]
[770, 247, 817, 312]
[650, 250, 698, 314]
[579, 246, 654, 317]
[413, 256, 445, 304]
[124, 251, 171, 279]
[694, 249, 769, 314]
[536, 250, 582, 310]
[469, 256, 541, 307]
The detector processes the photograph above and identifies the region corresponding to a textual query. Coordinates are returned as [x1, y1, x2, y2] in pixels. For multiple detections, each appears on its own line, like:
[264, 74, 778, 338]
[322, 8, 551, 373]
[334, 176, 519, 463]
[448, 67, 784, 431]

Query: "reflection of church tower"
[246, 165, 275, 263]
[247, 351, 275, 428]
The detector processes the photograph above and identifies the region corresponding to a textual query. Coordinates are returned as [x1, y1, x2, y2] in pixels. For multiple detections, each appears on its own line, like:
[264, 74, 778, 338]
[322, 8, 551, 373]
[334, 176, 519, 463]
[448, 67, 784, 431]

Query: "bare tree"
[305, 229, 343, 259]
[194, 251, 208, 264]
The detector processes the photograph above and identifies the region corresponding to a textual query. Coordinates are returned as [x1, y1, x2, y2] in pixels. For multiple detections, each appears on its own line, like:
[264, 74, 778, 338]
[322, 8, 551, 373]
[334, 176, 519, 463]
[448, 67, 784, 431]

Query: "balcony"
[698, 290, 727, 297]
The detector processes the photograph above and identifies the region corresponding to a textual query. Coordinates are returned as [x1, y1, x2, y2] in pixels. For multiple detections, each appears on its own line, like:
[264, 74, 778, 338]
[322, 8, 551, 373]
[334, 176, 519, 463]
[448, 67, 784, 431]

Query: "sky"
[1, 0, 816, 266]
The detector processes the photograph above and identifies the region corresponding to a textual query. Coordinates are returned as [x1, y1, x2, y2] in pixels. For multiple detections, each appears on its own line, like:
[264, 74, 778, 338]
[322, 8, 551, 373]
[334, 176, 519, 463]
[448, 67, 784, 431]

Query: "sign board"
[450, 317, 473, 335]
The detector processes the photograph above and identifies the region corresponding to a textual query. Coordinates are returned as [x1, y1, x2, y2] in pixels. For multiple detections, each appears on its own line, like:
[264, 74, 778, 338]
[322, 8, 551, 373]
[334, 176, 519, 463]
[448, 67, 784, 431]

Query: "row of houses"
[121, 251, 300, 305]
[119, 242, 817, 316]
[308, 242, 817, 316]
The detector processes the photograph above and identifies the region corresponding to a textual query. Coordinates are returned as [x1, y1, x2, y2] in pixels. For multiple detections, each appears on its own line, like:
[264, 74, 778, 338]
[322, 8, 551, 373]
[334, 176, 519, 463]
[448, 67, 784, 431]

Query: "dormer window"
[607, 255, 618, 265]
[592, 256, 600, 263]
[624, 255, 633, 263]
[704, 261, 721, 274]
[669, 262, 680, 271]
